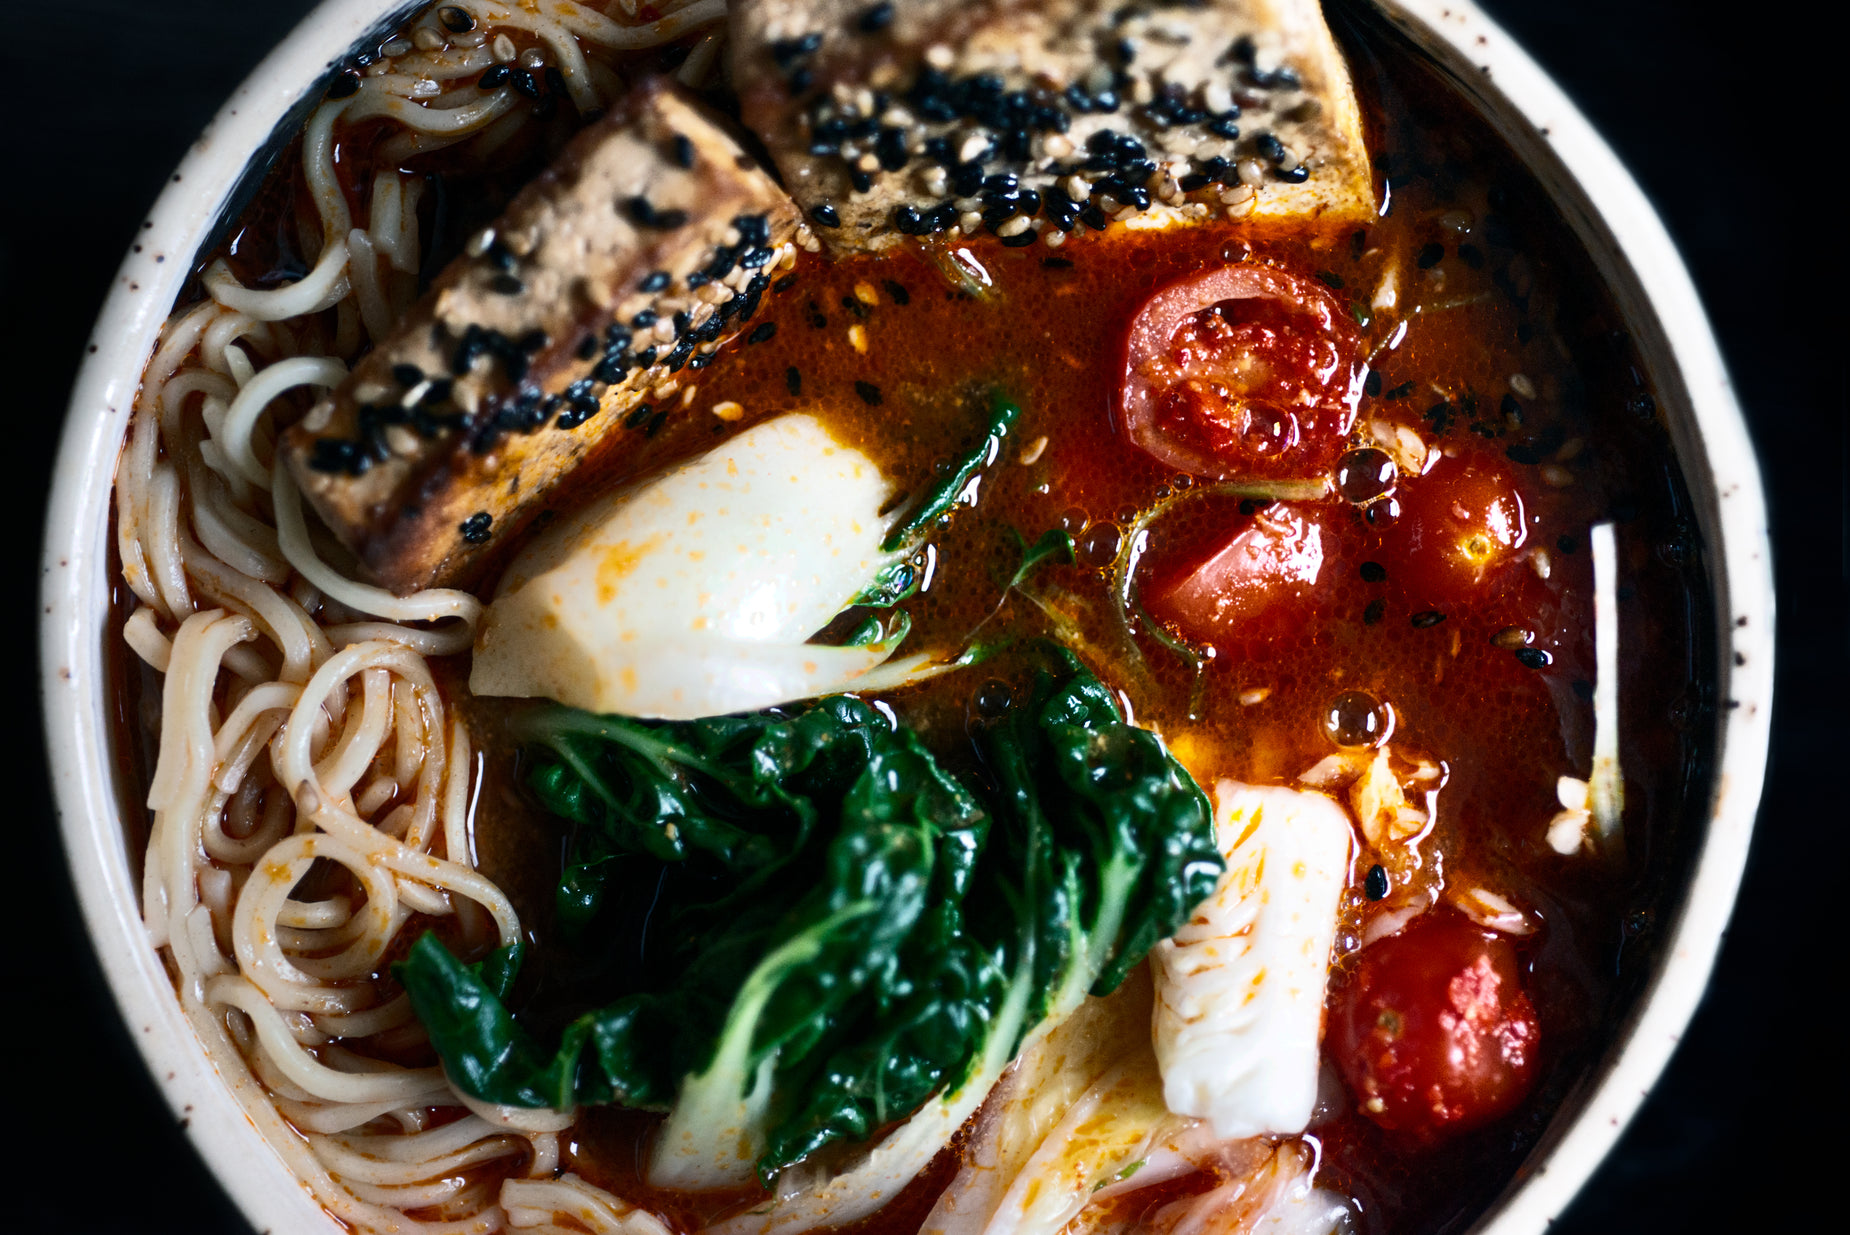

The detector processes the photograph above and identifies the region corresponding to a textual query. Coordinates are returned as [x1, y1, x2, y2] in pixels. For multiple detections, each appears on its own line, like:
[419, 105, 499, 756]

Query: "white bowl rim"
[38, 3, 1775, 1234]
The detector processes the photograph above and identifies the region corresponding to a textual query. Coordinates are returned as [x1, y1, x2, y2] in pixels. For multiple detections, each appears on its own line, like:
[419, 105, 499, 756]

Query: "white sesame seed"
[1202, 81, 1234, 115]
[848, 324, 868, 352]
[856, 152, 880, 173]
[1043, 229, 1066, 247]
[1097, 194, 1120, 213]
[1130, 78, 1154, 104]
[1555, 437, 1585, 462]
[465, 227, 496, 257]
[959, 131, 991, 163]
[925, 44, 954, 69]
[1237, 158, 1265, 187]
[1182, 202, 1210, 219]
[413, 27, 444, 51]
[1064, 175, 1092, 200]
[997, 216, 1031, 237]
[653, 320, 676, 344]
[881, 106, 914, 127]
[1239, 687, 1271, 706]
[1043, 133, 1074, 158]
[1541, 464, 1575, 487]
[1113, 204, 1140, 221]
[713, 401, 744, 422]
[1156, 173, 1181, 202]
[921, 167, 949, 196]
[381, 37, 413, 57]
[1509, 372, 1538, 399]
[959, 210, 982, 232]
[1019, 434, 1049, 464]
[410, 77, 441, 97]
[492, 33, 516, 62]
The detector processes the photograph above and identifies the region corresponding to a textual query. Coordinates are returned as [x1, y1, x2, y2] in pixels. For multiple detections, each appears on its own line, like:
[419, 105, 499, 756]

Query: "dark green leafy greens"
[396, 648, 1220, 1187]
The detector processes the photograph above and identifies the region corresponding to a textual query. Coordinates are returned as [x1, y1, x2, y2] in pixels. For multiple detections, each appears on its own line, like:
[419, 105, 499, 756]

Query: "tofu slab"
[730, 0, 1373, 252]
[283, 79, 803, 594]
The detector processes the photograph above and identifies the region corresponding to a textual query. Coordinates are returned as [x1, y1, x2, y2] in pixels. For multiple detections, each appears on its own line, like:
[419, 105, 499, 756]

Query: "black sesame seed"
[327, 70, 361, 99]
[1317, 270, 1345, 290]
[1363, 597, 1385, 625]
[1514, 647, 1553, 670]
[1255, 132, 1286, 163]
[391, 363, 424, 387]
[1365, 864, 1389, 900]
[670, 133, 695, 169]
[1042, 255, 1074, 269]
[875, 127, 908, 171]
[999, 228, 1038, 247]
[1411, 610, 1447, 629]
[623, 197, 689, 230]
[460, 511, 493, 544]
[635, 345, 658, 367]
[854, 380, 883, 405]
[1208, 116, 1241, 139]
[1359, 561, 1387, 583]
[576, 336, 599, 361]
[850, 168, 874, 193]
[883, 279, 910, 305]
[640, 270, 671, 293]
[476, 63, 509, 89]
[786, 366, 802, 395]
[438, 5, 475, 31]
[788, 67, 813, 93]
[490, 272, 523, 295]
[509, 66, 541, 99]
[1417, 242, 1444, 269]
[811, 202, 842, 228]
[748, 322, 777, 344]
[623, 403, 654, 430]
[632, 309, 659, 328]
[858, 1, 894, 32]
[1275, 164, 1310, 184]
[1365, 370, 1383, 398]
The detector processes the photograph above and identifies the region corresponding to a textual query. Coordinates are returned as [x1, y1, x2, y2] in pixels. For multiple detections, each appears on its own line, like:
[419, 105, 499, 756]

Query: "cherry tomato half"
[1331, 911, 1540, 1145]
[1117, 264, 1365, 479]
[1150, 504, 1328, 642]
[1375, 452, 1530, 603]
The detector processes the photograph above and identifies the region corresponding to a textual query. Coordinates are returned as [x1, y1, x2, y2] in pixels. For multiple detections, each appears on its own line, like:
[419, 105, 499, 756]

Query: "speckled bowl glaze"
[40, 3, 1774, 1233]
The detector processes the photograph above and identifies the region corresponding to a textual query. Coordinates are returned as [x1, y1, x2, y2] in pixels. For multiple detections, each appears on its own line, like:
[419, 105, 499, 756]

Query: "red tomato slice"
[1330, 911, 1541, 1145]
[1117, 264, 1365, 479]
[1151, 504, 1327, 642]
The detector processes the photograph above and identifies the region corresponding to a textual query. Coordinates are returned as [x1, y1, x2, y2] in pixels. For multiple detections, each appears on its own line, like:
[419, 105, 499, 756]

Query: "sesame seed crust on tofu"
[729, 0, 1374, 252]
[283, 79, 804, 595]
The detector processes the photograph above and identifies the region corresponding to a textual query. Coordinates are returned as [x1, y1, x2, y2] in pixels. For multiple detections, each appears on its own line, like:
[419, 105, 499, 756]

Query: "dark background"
[2, 1, 1839, 1231]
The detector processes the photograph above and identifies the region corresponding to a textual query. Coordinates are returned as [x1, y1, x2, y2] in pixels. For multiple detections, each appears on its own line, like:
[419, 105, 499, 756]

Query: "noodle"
[117, 3, 723, 1229]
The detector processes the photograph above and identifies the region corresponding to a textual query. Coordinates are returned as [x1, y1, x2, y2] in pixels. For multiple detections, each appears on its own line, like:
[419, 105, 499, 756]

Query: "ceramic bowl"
[39, 2, 1774, 1231]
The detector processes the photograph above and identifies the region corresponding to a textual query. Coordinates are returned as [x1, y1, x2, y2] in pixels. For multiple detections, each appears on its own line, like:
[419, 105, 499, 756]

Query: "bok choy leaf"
[395, 647, 1221, 1193]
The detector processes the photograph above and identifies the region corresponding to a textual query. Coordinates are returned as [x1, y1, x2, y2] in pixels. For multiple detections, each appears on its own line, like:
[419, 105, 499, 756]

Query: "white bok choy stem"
[469, 413, 949, 720]
[1588, 522, 1624, 843]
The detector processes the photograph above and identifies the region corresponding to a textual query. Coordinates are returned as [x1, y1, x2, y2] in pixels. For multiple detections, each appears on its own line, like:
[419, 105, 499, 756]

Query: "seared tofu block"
[730, 0, 1372, 251]
[284, 79, 804, 595]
